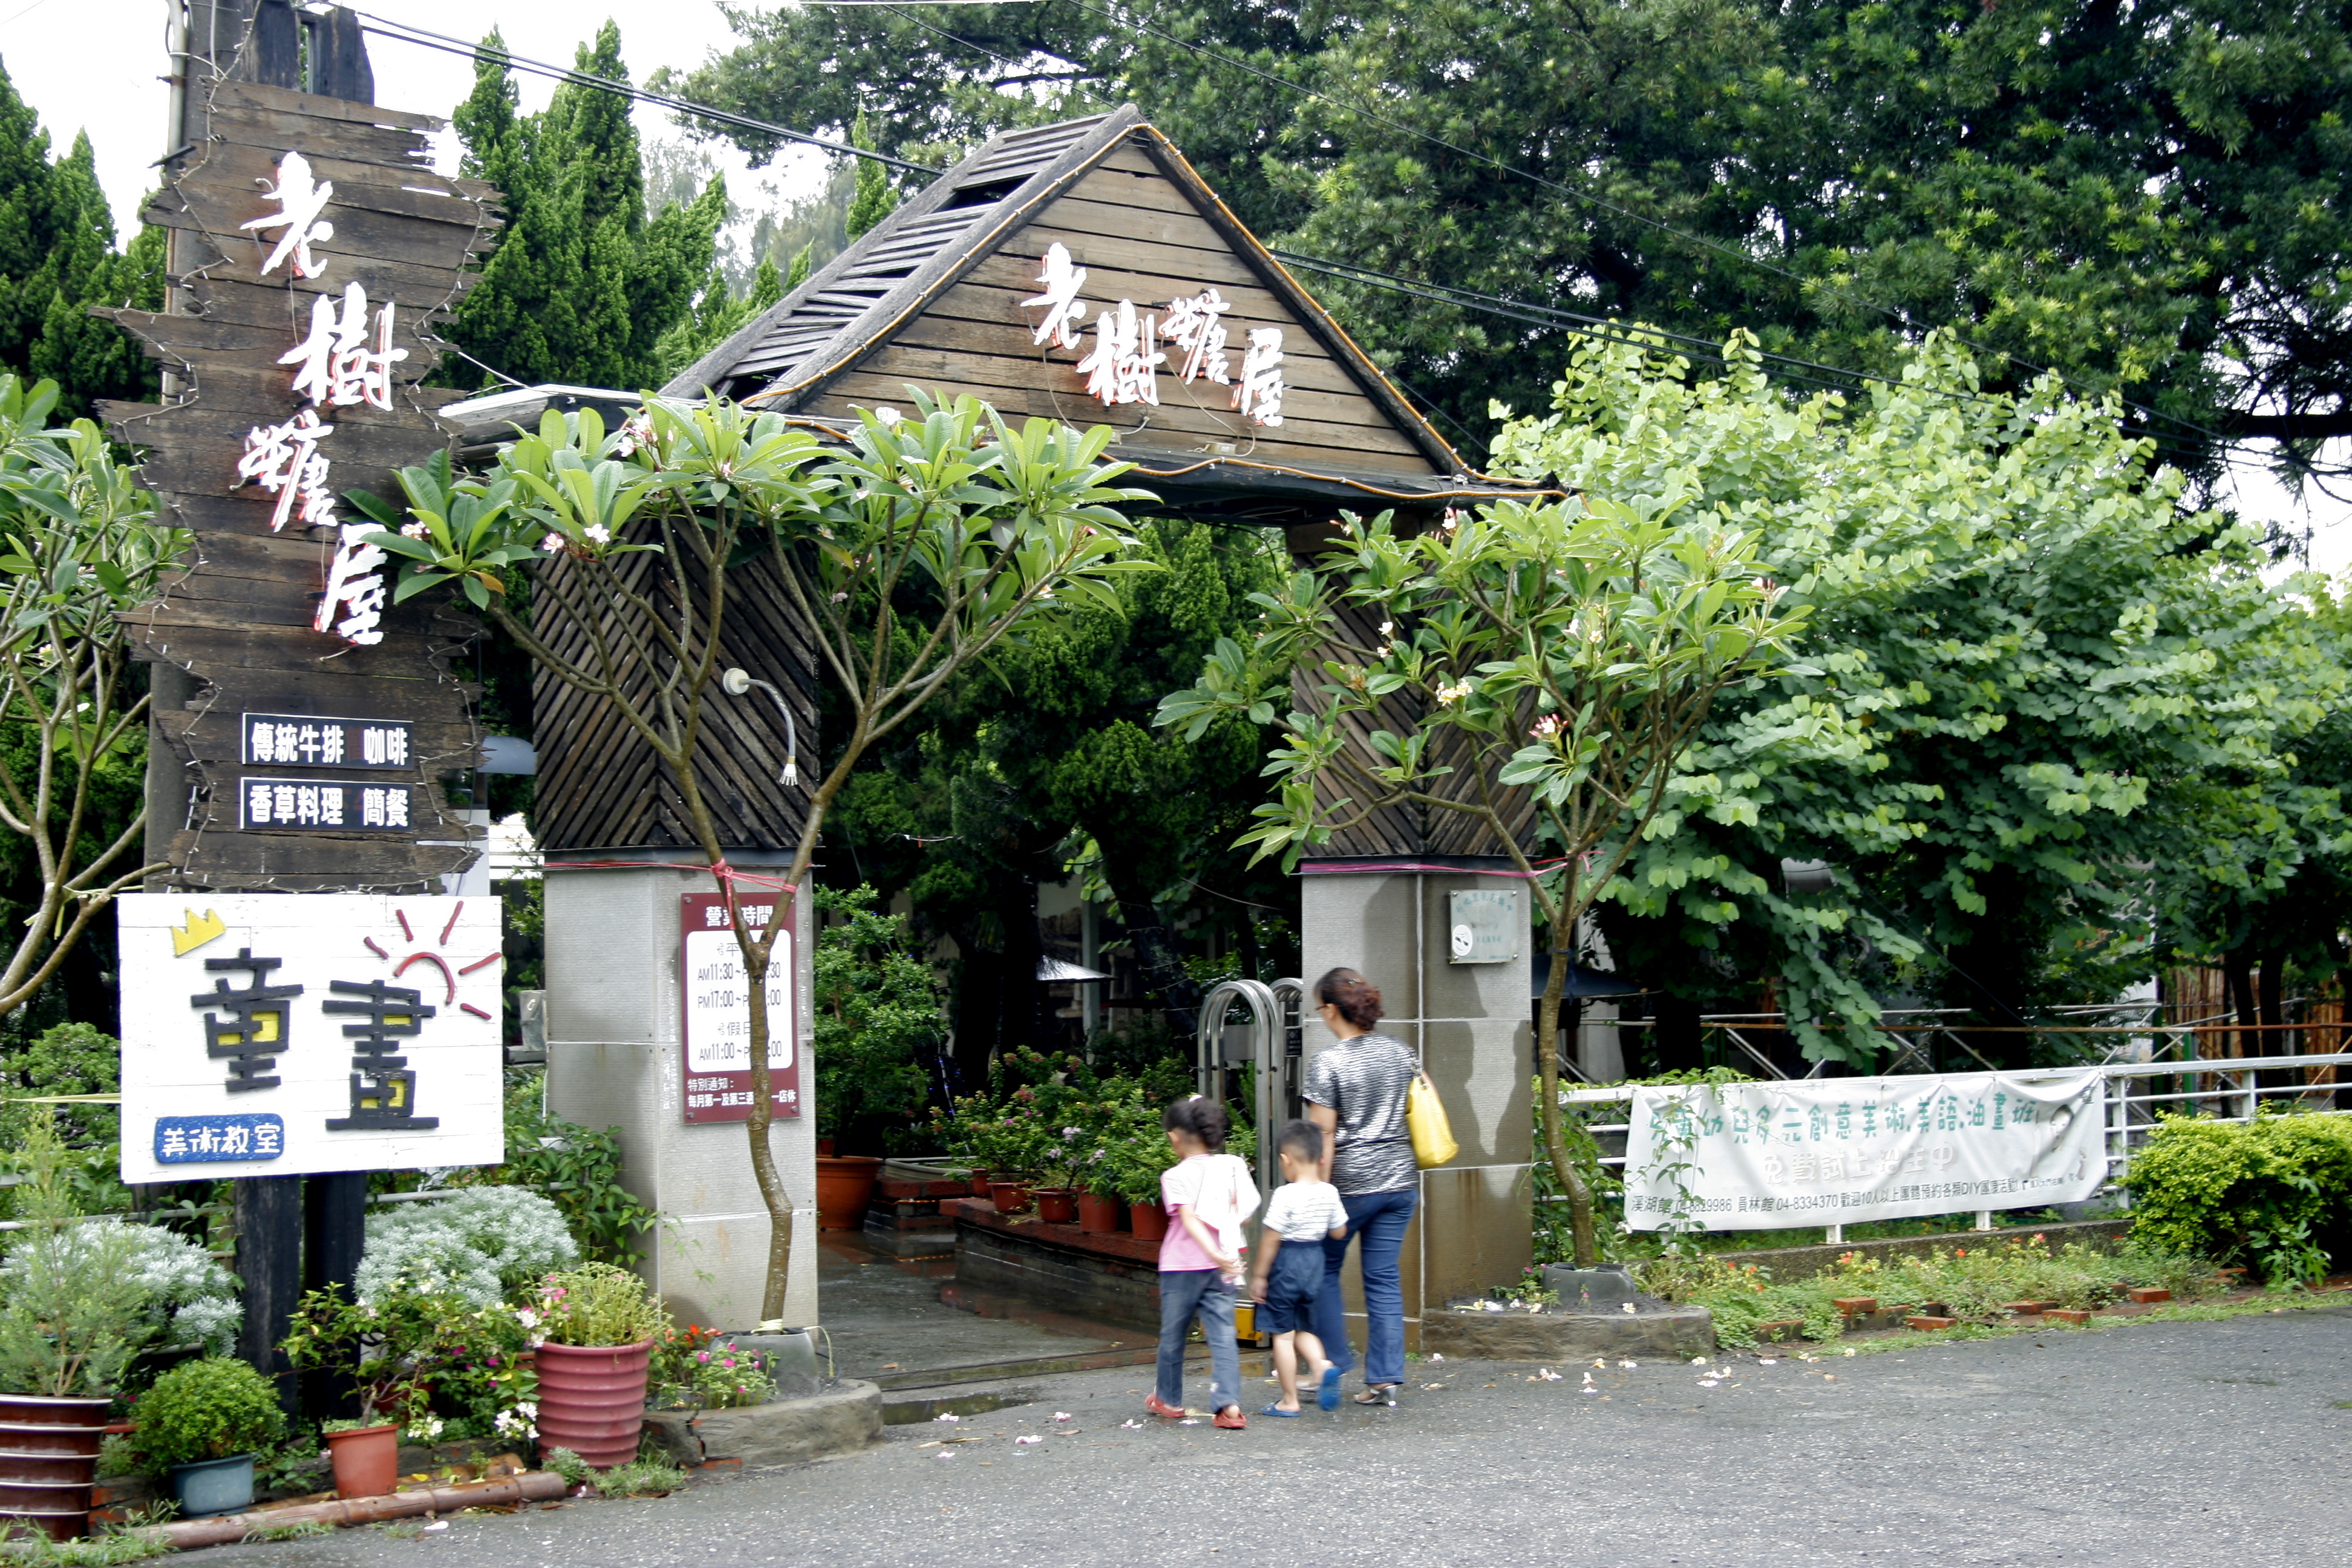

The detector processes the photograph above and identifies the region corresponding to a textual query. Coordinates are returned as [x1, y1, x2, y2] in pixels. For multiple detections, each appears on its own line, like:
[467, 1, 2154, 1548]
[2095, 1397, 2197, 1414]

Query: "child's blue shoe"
[1317, 1365, 1342, 1412]
[1259, 1402, 1302, 1417]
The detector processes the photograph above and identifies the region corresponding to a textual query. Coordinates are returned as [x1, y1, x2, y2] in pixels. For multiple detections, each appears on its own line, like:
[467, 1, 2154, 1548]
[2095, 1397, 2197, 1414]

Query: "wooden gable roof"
[664, 108, 1541, 522]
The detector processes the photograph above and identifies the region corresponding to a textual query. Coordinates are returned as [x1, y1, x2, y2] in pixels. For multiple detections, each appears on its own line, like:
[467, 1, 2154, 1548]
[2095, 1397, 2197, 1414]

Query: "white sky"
[1, 0, 822, 258]
[4, 1, 2347, 569]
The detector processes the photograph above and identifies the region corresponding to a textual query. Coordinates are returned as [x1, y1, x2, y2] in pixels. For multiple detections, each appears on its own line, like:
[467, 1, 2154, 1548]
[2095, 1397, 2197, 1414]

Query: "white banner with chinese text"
[118, 894, 503, 1182]
[1620, 1069, 2103, 1230]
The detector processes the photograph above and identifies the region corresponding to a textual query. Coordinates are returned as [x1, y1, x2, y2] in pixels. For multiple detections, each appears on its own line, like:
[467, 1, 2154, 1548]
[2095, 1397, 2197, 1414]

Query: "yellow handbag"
[1406, 1072, 1459, 1168]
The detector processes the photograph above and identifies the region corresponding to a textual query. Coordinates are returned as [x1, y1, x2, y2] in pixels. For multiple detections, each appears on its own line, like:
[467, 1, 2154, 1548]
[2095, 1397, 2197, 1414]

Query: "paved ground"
[813, 1229, 1128, 1380]
[205, 1302, 2351, 1568]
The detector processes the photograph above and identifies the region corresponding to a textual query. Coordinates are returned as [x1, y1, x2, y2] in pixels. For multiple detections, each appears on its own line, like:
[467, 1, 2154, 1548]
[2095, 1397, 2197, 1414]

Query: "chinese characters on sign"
[1619, 1070, 2105, 1231]
[191, 947, 301, 1092]
[230, 148, 400, 648]
[154, 1114, 286, 1165]
[679, 892, 800, 1124]
[117, 895, 503, 1181]
[1021, 243, 1285, 425]
[240, 780, 413, 831]
[242, 713, 413, 769]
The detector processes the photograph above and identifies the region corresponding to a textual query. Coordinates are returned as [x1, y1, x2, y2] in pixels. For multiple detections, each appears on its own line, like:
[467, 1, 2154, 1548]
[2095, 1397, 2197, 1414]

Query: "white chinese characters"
[1019, 242, 1089, 350]
[280, 283, 407, 411]
[1022, 252, 1285, 425]
[237, 408, 336, 533]
[315, 523, 389, 646]
[240, 151, 336, 280]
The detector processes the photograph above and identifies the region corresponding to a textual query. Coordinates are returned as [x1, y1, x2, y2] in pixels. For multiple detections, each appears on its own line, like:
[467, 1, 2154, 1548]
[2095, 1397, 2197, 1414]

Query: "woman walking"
[1303, 967, 1419, 1406]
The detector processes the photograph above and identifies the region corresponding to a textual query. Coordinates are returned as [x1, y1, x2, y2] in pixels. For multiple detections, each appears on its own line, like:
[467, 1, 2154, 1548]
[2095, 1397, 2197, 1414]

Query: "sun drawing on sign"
[362, 900, 501, 1022]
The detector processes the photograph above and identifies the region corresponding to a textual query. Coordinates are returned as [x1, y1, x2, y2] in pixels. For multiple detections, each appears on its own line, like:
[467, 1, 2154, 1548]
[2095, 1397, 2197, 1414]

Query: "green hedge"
[2120, 1111, 2352, 1285]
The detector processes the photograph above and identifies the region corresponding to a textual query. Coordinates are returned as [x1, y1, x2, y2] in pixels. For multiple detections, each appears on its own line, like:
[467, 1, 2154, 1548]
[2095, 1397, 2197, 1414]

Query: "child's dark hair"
[1277, 1119, 1322, 1165]
[1313, 967, 1385, 1030]
[1162, 1095, 1228, 1152]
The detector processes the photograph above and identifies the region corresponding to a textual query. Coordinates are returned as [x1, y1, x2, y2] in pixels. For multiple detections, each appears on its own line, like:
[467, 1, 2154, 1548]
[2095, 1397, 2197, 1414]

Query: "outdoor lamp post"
[721, 667, 801, 787]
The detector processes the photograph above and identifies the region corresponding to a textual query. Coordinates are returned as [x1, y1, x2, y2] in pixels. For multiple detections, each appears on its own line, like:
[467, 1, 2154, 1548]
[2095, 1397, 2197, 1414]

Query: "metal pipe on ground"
[141, 1470, 568, 1551]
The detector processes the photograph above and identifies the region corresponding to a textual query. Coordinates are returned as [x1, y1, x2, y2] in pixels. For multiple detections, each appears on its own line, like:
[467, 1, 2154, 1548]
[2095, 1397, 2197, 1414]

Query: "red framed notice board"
[679, 892, 799, 1123]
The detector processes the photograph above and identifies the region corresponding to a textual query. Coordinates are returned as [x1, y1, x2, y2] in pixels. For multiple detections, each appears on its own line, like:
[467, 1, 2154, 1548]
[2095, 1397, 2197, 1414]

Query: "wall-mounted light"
[720, 667, 800, 788]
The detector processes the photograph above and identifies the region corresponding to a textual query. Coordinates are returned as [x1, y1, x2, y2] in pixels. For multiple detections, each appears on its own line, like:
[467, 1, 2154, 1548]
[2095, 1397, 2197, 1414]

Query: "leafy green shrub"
[356, 1186, 579, 1308]
[2120, 1111, 2352, 1284]
[535, 1263, 668, 1348]
[0, 1022, 120, 1151]
[461, 1073, 659, 1267]
[0, 1111, 155, 1394]
[812, 885, 942, 1148]
[1639, 1233, 2227, 1345]
[650, 1325, 776, 1411]
[132, 1357, 285, 1467]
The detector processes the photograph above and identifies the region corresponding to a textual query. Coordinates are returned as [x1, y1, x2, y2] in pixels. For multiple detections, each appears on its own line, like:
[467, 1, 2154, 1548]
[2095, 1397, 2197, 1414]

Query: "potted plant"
[1030, 1126, 1091, 1224]
[131, 1357, 286, 1518]
[532, 1264, 669, 1468]
[0, 1111, 158, 1540]
[283, 1282, 466, 1499]
[1077, 1143, 1126, 1234]
[1109, 1123, 1175, 1242]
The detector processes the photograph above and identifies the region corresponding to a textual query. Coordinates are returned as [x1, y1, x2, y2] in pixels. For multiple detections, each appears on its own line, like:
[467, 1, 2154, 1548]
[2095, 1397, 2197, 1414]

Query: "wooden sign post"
[100, 4, 504, 1408]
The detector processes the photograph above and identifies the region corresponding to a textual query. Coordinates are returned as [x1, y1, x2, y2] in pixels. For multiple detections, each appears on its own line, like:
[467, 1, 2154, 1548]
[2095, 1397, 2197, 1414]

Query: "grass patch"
[590, 1459, 686, 1498]
[244, 1520, 333, 1542]
[1836, 1286, 2352, 1354]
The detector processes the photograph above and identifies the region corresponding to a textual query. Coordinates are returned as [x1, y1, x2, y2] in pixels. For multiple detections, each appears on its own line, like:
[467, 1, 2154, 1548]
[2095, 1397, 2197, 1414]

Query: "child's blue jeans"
[1155, 1269, 1240, 1412]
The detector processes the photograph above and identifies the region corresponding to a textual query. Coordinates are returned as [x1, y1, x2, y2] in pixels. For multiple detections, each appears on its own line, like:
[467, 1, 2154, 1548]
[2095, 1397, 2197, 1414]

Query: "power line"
[347, 10, 941, 175]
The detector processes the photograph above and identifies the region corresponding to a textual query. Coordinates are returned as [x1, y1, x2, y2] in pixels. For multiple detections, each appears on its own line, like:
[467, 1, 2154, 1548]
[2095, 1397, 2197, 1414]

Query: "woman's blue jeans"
[1155, 1269, 1241, 1412]
[1316, 1184, 1417, 1387]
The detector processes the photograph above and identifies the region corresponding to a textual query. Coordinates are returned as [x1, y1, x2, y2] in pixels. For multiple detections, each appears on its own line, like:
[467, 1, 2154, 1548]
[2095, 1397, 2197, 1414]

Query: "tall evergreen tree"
[445, 26, 725, 391]
[0, 64, 163, 419]
[843, 111, 899, 242]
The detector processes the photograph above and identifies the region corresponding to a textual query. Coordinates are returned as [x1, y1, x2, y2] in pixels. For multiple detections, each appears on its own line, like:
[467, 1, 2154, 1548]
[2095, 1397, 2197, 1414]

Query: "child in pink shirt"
[1146, 1096, 1259, 1429]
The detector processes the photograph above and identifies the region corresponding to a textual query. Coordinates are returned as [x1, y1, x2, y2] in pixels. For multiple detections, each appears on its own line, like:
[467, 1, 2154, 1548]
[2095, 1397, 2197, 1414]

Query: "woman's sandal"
[1351, 1384, 1400, 1406]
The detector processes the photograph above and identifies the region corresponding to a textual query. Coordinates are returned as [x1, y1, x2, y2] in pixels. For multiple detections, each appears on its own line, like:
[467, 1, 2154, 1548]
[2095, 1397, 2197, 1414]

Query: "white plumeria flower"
[1014, 1436, 1044, 1445]
[1053, 1412, 1074, 1422]
[540, 533, 566, 554]
[933, 1413, 959, 1423]
[400, 521, 430, 539]
[584, 524, 612, 544]
[875, 407, 903, 426]
[1618, 1360, 1638, 1370]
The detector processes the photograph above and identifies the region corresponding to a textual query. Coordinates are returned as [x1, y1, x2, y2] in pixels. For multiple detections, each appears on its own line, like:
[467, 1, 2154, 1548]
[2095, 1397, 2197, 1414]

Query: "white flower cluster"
[493, 1401, 538, 1441]
[0, 1219, 241, 1356]
[355, 1187, 580, 1309]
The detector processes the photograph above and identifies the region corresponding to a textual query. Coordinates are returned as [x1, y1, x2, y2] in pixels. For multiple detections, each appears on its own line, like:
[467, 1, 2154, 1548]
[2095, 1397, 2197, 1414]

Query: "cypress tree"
[0, 64, 163, 417]
[843, 113, 897, 242]
[445, 26, 723, 392]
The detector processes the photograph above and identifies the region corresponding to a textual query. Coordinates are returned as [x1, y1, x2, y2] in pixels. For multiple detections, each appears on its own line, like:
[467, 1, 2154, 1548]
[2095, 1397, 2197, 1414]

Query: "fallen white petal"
[1014, 1436, 1044, 1445]
[935, 1413, 960, 1423]
[1053, 1413, 1074, 1422]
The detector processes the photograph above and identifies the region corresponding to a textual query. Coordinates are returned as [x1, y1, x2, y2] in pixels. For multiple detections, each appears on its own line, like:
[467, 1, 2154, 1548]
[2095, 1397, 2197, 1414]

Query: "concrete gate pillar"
[544, 861, 817, 1330]
[1299, 865, 1533, 1347]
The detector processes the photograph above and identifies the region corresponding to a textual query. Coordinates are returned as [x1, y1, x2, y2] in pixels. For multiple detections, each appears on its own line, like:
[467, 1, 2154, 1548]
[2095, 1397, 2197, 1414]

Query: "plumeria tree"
[355, 390, 1151, 1319]
[0, 376, 181, 1019]
[1156, 499, 1822, 1267]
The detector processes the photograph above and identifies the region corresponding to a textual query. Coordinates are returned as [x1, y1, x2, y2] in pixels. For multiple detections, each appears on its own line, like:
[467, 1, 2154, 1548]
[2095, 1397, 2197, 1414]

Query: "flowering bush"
[283, 1278, 538, 1442]
[356, 1186, 580, 1308]
[650, 1323, 777, 1410]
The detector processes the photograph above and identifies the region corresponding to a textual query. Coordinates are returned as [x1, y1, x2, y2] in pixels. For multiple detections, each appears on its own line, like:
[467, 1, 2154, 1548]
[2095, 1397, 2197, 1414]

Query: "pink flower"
[696, 1351, 711, 1363]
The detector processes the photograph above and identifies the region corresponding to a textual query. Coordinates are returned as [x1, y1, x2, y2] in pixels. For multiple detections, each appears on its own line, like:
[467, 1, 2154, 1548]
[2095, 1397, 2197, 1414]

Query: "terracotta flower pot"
[1077, 1192, 1125, 1233]
[534, 1339, 653, 1470]
[815, 1155, 884, 1230]
[324, 1423, 399, 1500]
[816, 1136, 837, 1159]
[0, 1394, 110, 1542]
[988, 1180, 1033, 1215]
[967, 1169, 993, 1198]
[1033, 1187, 1079, 1224]
[1128, 1199, 1169, 1242]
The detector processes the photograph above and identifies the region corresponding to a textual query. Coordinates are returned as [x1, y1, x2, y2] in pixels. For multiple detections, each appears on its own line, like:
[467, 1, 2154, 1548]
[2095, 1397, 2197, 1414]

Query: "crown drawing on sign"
[171, 909, 227, 958]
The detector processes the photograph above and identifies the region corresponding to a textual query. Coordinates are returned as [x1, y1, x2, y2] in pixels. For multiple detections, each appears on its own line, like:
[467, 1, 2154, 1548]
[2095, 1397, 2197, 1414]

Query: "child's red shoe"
[1144, 1394, 1185, 1420]
[1213, 1407, 1247, 1430]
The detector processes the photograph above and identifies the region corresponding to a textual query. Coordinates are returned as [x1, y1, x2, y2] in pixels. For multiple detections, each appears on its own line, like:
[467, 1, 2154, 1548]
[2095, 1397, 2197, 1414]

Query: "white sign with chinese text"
[117, 894, 503, 1181]
[679, 893, 799, 1123]
[1620, 1068, 2104, 1230]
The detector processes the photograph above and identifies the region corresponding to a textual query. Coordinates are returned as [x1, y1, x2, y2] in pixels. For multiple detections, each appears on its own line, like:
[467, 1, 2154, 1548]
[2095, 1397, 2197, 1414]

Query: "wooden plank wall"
[811, 146, 1443, 479]
[531, 540, 818, 858]
[100, 78, 498, 889]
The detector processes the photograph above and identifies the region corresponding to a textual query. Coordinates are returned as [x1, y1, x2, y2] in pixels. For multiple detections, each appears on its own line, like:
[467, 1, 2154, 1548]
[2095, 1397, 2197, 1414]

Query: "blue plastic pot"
[166, 1452, 255, 1518]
